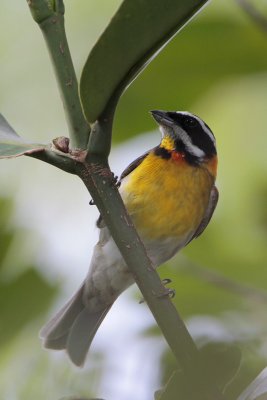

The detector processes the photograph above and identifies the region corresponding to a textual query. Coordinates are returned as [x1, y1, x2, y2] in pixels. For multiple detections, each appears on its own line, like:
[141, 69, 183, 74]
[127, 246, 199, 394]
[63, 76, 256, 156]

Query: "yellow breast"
[120, 152, 216, 240]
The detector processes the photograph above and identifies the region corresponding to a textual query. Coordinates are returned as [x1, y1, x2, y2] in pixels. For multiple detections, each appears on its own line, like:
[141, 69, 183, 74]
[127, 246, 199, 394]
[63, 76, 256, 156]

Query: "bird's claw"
[89, 199, 95, 205]
[158, 278, 175, 299]
[139, 278, 175, 304]
[161, 278, 172, 285]
[158, 287, 176, 299]
[111, 173, 121, 188]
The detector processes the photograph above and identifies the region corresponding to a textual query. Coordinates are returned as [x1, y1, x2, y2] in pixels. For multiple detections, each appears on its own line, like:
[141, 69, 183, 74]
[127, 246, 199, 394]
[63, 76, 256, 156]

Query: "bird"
[40, 110, 218, 367]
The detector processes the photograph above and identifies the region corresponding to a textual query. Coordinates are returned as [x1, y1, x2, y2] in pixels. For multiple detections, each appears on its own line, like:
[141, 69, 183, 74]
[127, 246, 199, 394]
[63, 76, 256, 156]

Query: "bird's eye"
[184, 118, 197, 128]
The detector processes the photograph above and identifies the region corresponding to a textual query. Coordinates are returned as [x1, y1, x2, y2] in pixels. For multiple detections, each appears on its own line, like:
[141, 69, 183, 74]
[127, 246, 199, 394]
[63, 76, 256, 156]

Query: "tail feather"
[66, 306, 111, 366]
[43, 333, 69, 350]
[40, 283, 113, 366]
[40, 284, 85, 340]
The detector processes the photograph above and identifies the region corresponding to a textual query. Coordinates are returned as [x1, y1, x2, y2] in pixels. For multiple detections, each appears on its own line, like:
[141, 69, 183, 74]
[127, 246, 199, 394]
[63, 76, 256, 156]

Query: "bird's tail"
[40, 283, 112, 367]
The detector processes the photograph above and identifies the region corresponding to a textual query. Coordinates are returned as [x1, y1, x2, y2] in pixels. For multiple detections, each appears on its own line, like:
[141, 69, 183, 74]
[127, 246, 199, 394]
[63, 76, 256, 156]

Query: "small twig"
[236, 0, 267, 33]
[178, 256, 267, 304]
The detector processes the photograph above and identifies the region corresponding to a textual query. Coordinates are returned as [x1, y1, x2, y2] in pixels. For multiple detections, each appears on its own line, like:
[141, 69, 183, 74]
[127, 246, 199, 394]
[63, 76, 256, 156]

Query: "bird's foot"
[159, 278, 176, 299]
[158, 287, 176, 299]
[161, 278, 172, 285]
[111, 172, 121, 188]
[157, 278, 175, 299]
[139, 278, 175, 304]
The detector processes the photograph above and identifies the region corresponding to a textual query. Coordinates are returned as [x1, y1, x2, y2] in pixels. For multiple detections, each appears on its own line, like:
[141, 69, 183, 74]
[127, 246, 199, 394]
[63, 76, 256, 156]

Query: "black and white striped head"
[151, 110, 216, 165]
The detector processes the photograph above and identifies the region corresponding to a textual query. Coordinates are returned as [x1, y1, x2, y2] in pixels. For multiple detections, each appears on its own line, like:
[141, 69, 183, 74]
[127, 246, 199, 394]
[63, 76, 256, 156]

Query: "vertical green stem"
[27, 0, 90, 149]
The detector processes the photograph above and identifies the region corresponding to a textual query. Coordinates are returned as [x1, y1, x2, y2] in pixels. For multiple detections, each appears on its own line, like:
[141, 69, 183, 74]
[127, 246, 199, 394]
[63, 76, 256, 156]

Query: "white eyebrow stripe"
[178, 111, 216, 144]
[175, 126, 205, 158]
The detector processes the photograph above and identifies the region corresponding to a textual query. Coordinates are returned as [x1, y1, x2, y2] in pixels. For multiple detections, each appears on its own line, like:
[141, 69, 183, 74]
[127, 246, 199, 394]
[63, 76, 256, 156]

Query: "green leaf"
[237, 368, 267, 400]
[199, 342, 242, 392]
[155, 343, 241, 400]
[155, 369, 212, 400]
[155, 370, 190, 400]
[114, 14, 267, 143]
[0, 268, 57, 346]
[0, 114, 47, 158]
[80, 0, 209, 123]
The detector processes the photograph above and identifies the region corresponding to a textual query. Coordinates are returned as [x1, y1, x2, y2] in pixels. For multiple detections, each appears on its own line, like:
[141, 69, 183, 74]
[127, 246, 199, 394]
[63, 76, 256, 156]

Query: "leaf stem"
[86, 100, 117, 159]
[28, 148, 76, 174]
[27, 0, 90, 149]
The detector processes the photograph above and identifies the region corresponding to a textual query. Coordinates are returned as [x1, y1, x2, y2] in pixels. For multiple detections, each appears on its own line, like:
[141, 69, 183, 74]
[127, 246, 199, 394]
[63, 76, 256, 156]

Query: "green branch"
[86, 98, 118, 160]
[28, 148, 76, 174]
[27, 0, 90, 149]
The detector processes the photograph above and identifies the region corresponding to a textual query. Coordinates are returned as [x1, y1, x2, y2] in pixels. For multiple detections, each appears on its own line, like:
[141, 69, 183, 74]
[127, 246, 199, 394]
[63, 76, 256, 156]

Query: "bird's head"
[151, 110, 217, 166]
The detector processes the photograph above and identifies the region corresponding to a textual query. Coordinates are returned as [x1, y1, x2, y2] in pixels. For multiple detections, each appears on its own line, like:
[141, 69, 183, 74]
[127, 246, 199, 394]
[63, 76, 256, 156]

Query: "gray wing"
[96, 149, 153, 229]
[120, 148, 153, 180]
[189, 185, 219, 243]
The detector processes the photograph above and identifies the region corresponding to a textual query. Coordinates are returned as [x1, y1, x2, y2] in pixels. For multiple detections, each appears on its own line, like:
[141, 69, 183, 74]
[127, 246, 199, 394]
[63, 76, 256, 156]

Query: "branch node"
[52, 136, 70, 153]
[69, 149, 88, 162]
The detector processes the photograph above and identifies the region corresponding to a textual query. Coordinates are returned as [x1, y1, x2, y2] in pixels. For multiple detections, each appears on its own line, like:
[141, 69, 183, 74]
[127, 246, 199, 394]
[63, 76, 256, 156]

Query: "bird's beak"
[150, 110, 175, 128]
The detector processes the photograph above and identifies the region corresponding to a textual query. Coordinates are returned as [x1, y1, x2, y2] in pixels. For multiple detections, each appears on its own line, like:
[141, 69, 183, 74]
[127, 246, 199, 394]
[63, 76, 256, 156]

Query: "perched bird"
[40, 110, 218, 366]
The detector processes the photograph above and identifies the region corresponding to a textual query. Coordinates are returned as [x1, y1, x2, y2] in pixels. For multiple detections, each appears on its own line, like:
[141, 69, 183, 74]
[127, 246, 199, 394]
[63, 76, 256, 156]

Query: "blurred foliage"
[155, 370, 192, 400]
[199, 342, 242, 393]
[237, 367, 267, 400]
[0, 196, 105, 399]
[155, 342, 242, 400]
[160, 332, 267, 399]
[0, 268, 55, 345]
[114, 5, 267, 142]
[1, 0, 267, 399]
[0, 197, 57, 346]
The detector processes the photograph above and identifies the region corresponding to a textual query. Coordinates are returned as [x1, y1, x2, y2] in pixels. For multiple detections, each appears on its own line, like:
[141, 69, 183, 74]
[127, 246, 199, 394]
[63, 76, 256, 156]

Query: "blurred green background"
[0, 0, 267, 399]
